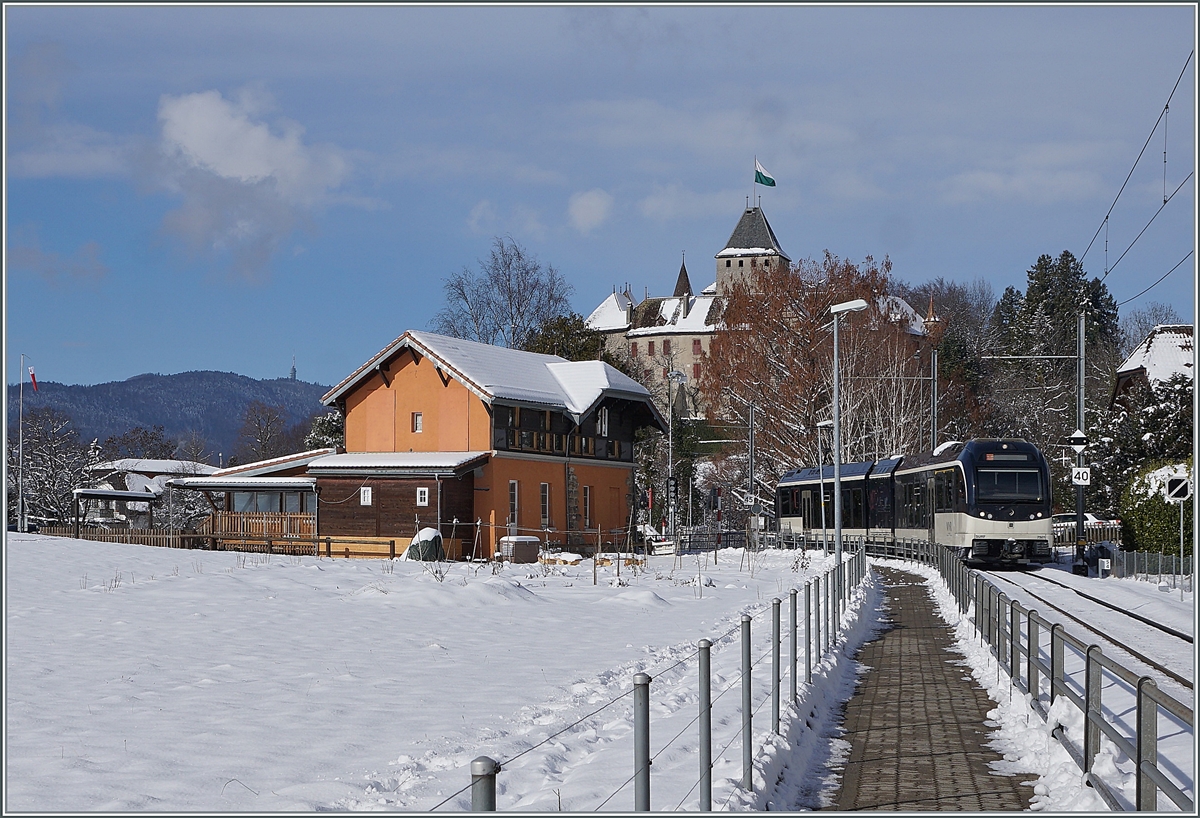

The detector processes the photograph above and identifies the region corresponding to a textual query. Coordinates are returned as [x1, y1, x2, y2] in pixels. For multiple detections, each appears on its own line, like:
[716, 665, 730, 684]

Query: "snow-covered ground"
[4, 534, 1194, 812]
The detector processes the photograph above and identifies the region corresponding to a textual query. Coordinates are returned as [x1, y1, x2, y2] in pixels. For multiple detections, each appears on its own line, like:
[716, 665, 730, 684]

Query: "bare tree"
[233, 401, 290, 464]
[433, 236, 574, 348]
[1119, 301, 1183, 358]
[700, 252, 926, 487]
[6, 407, 101, 525]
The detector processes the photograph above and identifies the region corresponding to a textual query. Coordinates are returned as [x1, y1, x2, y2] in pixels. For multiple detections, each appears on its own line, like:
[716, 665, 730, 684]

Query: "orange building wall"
[474, 454, 633, 557]
[344, 350, 492, 453]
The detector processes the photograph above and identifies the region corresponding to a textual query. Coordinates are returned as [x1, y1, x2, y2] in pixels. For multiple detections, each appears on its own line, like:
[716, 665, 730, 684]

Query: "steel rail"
[985, 571, 1192, 691]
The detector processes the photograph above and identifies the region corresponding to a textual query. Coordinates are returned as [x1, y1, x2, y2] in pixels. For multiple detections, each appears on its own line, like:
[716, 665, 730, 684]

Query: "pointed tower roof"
[673, 256, 693, 298]
[716, 206, 790, 262]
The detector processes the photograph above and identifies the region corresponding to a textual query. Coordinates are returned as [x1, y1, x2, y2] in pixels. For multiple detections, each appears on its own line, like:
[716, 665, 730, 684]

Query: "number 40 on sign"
[1071, 467, 1091, 486]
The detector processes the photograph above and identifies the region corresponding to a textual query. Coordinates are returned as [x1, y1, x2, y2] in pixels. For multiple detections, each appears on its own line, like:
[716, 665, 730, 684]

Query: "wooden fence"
[199, 512, 316, 537]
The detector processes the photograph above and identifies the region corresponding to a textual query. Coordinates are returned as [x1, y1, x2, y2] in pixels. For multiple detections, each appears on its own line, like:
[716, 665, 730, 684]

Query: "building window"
[648, 340, 655, 356]
[663, 339, 671, 355]
[763, 260, 769, 268]
[693, 362, 701, 380]
[738, 259, 744, 267]
[360, 487, 372, 506]
[509, 480, 519, 525]
[412, 412, 423, 433]
[583, 486, 592, 528]
[725, 259, 731, 267]
[693, 338, 702, 355]
[417, 487, 429, 507]
[508, 407, 519, 428]
[644, 368, 653, 381]
[540, 483, 551, 527]
[597, 406, 609, 437]
[631, 341, 638, 357]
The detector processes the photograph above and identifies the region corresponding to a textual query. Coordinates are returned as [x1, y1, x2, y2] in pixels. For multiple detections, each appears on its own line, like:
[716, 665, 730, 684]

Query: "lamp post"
[830, 298, 868, 612]
[922, 297, 946, 451]
[666, 369, 687, 543]
[816, 419, 833, 555]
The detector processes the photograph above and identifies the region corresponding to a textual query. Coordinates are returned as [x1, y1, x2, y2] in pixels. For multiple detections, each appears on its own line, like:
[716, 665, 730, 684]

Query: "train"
[775, 439, 1055, 567]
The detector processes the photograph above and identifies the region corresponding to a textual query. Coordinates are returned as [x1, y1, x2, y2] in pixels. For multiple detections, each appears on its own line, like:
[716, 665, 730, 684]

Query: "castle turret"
[715, 206, 790, 295]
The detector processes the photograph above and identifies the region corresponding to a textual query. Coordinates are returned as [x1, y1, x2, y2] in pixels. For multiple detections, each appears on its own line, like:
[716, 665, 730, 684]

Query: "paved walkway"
[830, 566, 1036, 811]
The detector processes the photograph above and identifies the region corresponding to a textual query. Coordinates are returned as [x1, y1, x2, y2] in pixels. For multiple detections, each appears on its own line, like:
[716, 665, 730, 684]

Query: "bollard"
[804, 582, 812, 684]
[698, 639, 712, 811]
[789, 588, 798, 704]
[470, 756, 499, 811]
[634, 672, 651, 810]
[772, 597, 781, 734]
[741, 614, 753, 792]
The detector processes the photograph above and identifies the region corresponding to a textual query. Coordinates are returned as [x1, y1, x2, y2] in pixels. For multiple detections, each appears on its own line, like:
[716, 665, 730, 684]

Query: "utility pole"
[1075, 313, 1087, 568]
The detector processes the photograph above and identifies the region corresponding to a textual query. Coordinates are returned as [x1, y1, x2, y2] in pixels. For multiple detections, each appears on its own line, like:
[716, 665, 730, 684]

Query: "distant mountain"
[6, 371, 333, 462]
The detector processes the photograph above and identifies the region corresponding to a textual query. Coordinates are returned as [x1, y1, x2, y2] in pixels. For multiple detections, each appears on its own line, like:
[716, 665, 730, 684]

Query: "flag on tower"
[28, 366, 38, 392]
[754, 159, 776, 187]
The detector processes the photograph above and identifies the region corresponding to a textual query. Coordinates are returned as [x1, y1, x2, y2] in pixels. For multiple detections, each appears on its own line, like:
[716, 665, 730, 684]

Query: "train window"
[933, 469, 957, 513]
[976, 468, 1044, 503]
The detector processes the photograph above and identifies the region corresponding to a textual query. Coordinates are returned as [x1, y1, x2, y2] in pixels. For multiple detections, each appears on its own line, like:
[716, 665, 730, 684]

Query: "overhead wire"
[1079, 50, 1193, 267]
[1115, 251, 1195, 308]
[1100, 171, 1193, 282]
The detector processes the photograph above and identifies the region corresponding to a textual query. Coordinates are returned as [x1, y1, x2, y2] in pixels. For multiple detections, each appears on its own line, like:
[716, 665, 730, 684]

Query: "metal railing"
[865, 537, 1193, 812]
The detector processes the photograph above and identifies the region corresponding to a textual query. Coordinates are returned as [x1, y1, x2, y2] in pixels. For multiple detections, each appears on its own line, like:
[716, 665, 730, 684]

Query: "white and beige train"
[775, 439, 1055, 567]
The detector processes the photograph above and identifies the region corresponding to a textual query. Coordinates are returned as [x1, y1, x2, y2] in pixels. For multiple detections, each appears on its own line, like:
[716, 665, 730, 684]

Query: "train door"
[925, 474, 936, 544]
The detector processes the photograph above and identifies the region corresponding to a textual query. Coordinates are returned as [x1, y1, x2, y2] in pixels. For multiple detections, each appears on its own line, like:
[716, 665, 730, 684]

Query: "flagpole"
[19, 353, 25, 533]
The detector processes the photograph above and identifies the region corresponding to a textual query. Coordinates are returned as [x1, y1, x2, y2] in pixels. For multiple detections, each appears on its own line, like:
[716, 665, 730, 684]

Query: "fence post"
[824, 569, 832, 650]
[789, 588, 798, 704]
[267, 538, 273, 555]
[390, 539, 396, 559]
[812, 576, 820, 660]
[996, 593, 1008, 673]
[325, 537, 331, 558]
[741, 614, 753, 792]
[772, 597, 781, 735]
[470, 756, 499, 811]
[1050, 624, 1064, 705]
[1136, 676, 1158, 810]
[1027, 612, 1039, 701]
[805, 582, 812, 684]
[698, 639, 712, 811]
[634, 672, 651, 810]
[1010, 602, 1020, 684]
[1084, 646, 1102, 771]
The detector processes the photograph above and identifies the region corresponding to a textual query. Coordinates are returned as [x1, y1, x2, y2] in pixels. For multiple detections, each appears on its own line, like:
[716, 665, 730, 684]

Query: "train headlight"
[986, 513, 993, 519]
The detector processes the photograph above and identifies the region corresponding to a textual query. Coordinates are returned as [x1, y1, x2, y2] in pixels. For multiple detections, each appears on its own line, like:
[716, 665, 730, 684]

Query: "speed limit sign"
[1072, 467, 1091, 486]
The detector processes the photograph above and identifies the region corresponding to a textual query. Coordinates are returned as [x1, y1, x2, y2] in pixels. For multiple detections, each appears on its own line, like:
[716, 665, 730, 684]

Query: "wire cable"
[497, 688, 633, 770]
[427, 780, 474, 811]
[1100, 171, 1193, 282]
[1080, 50, 1193, 266]
[1116, 251, 1195, 308]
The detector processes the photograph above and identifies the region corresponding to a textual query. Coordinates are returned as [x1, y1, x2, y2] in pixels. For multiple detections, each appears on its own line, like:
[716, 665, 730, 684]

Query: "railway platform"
[829, 566, 1036, 810]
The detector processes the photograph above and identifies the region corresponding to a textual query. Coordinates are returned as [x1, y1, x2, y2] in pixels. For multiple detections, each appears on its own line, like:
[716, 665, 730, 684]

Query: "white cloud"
[155, 89, 349, 279]
[7, 122, 131, 178]
[159, 90, 346, 204]
[467, 200, 498, 234]
[567, 188, 613, 234]
[8, 227, 108, 286]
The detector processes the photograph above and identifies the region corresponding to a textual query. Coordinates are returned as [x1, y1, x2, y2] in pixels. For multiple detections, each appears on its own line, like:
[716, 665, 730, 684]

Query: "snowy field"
[4, 534, 1193, 812]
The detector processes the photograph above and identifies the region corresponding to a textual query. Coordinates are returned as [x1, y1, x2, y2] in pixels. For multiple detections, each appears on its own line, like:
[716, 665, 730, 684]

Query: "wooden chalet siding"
[315, 474, 474, 541]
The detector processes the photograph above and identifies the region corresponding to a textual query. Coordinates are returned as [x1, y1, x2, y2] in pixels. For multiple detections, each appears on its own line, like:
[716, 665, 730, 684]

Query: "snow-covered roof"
[877, 295, 926, 337]
[585, 291, 632, 332]
[322, 330, 665, 429]
[1117, 324, 1194, 385]
[170, 476, 317, 491]
[93, 459, 218, 476]
[626, 294, 721, 337]
[306, 452, 490, 475]
[211, 448, 338, 478]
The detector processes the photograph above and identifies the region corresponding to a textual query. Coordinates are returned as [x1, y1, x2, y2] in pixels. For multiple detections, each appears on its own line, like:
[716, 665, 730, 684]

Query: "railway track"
[984, 570, 1193, 691]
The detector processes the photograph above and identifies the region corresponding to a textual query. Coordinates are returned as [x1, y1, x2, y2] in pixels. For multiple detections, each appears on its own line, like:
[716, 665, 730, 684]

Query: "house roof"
[209, 448, 337, 478]
[716, 207, 790, 262]
[322, 330, 666, 430]
[585, 290, 633, 332]
[1117, 324, 1194, 385]
[625, 293, 722, 337]
[170, 475, 317, 492]
[306, 451, 490, 476]
[93, 458, 218, 476]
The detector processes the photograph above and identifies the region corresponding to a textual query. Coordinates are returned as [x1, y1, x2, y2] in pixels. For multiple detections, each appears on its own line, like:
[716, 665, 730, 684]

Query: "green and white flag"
[754, 159, 776, 187]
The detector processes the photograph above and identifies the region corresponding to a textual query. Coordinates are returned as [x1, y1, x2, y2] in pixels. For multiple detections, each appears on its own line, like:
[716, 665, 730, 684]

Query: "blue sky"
[5, 5, 1196, 388]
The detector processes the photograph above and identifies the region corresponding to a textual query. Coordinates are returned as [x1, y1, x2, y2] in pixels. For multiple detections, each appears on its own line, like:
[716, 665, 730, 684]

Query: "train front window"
[975, 468, 1044, 503]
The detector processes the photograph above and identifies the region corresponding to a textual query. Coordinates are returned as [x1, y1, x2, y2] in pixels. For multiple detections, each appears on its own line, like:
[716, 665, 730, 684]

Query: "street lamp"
[666, 369, 687, 543]
[830, 298, 868, 612]
[816, 419, 833, 556]
[922, 297, 947, 451]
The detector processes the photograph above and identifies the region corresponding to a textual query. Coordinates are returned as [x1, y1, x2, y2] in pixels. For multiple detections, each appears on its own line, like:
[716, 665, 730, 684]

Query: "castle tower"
[715, 206, 790, 295]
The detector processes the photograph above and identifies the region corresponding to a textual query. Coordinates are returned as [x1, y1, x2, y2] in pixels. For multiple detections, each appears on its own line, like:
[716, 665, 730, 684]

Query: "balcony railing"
[201, 512, 316, 538]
